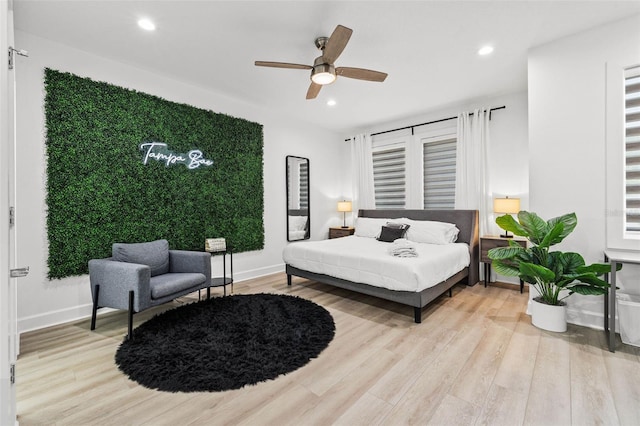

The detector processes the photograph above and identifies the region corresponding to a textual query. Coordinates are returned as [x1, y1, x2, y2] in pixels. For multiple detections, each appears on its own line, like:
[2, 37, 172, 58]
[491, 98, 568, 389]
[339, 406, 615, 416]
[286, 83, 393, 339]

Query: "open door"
[1, 2, 26, 423]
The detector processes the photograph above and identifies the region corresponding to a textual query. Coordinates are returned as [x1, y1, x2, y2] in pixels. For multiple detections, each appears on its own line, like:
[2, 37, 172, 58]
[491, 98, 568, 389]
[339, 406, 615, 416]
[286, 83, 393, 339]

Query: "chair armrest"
[88, 258, 151, 312]
[169, 250, 212, 287]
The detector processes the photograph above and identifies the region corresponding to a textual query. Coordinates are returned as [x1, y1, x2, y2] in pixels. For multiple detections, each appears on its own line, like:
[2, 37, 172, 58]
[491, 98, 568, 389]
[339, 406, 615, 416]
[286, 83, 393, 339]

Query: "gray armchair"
[89, 239, 211, 339]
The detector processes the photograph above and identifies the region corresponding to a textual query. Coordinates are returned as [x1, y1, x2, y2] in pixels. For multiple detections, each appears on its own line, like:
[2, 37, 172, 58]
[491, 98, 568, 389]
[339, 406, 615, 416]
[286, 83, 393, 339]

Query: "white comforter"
[282, 236, 470, 292]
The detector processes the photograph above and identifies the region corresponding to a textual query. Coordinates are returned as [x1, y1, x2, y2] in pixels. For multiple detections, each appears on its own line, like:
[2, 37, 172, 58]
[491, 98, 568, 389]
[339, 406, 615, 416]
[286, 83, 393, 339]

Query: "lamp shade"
[337, 200, 352, 213]
[493, 197, 520, 214]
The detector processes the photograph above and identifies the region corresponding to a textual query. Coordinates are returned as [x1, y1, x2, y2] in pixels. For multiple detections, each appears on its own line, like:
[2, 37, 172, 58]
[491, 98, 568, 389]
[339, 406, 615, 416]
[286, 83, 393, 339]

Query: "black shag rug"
[114, 293, 335, 392]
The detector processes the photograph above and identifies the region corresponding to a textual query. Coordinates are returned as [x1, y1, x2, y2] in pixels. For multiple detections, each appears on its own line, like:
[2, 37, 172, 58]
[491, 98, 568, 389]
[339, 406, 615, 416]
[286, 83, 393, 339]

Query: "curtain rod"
[344, 105, 506, 141]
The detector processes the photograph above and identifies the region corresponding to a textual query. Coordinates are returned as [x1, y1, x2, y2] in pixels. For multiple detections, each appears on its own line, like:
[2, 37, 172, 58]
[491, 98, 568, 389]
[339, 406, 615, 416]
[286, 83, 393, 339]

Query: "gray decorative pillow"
[377, 225, 409, 243]
[112, 239, 170, 277]
[385, 222, 410, 231]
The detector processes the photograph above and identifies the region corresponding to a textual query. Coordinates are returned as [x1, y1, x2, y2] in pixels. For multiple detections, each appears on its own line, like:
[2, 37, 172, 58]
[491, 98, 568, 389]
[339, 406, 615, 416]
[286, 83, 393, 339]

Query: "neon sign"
[140, 142, 214, 169]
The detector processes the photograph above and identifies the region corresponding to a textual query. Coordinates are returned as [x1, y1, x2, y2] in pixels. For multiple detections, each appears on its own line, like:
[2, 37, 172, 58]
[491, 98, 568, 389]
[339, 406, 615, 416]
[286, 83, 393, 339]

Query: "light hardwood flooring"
[16, 273, 640, 425]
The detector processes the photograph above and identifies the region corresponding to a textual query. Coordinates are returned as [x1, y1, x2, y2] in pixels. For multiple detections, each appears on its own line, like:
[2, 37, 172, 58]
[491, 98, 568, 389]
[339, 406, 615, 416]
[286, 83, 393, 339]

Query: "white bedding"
[288, 230, 307, 240]
[283, 235, 470, 292]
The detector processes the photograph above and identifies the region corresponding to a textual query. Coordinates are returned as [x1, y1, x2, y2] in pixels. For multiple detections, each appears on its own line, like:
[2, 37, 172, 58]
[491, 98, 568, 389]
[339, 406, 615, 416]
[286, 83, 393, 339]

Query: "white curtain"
[455, 109, 492, 235]
[350, 133, 375, 214]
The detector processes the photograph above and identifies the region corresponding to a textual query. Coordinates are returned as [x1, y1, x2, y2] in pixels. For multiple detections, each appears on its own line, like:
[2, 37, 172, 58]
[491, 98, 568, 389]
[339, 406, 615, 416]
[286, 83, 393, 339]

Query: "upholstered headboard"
[288, 209, 309, 230]
[358, 209, 480, 286]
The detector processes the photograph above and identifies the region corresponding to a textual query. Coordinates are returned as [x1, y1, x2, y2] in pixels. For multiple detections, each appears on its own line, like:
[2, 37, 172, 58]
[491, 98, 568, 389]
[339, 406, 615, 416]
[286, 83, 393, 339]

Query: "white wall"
[529, 14, 640, 329]
[14, 30, 348, 332]
[345, 91, 530, 286]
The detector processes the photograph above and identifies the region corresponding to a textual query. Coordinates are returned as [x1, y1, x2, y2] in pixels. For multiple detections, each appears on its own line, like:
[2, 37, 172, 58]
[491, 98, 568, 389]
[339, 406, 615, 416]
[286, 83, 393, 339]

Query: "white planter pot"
[531, 298, 567, 332]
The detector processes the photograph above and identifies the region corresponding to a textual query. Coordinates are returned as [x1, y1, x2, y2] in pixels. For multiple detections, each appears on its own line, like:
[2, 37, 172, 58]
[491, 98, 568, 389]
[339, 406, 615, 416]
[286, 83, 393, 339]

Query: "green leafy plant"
[44, 69, 264, 279]
[488, 211, 618, 306]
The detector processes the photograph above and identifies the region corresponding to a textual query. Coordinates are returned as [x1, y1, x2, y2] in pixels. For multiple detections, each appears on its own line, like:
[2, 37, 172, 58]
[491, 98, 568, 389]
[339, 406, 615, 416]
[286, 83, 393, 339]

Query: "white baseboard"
[566, 307, 615, 332]
[18, 303, 103, 334]
[233, 263, 284, 282]
[17, 264, 287, 334]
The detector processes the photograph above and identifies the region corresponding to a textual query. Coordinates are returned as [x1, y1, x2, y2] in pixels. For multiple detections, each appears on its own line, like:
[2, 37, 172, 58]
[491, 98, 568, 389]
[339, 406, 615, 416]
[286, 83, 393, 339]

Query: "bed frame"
[286, 209, 479, 323]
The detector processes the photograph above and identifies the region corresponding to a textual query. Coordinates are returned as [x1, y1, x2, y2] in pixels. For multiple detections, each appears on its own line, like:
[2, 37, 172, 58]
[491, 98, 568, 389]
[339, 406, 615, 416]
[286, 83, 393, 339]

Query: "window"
[423, 136, 457, 209]
[286, 159, 308, 210]
[299, 161, 309, 210]
[606, 59, 640, 249]
[625, 66, 640, 233]
[370, 129, 456, 210]
[372, 145, 406, 209]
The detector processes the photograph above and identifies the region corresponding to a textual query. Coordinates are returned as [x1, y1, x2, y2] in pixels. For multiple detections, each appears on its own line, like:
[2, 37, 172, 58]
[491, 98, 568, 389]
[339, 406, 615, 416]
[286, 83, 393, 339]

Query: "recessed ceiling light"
[327, 99, 337, 107]
[138, 18, 156, 31]
[478, 45, 494, 56]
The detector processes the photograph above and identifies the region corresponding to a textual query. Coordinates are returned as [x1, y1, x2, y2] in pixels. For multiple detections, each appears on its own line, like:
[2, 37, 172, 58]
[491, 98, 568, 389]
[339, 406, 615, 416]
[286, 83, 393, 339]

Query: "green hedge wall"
[44, 68, 264, 279]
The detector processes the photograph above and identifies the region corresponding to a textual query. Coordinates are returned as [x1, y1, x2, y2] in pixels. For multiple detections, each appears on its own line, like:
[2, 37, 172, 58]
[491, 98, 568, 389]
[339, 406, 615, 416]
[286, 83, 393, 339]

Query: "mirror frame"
[286, 155, 310, 242]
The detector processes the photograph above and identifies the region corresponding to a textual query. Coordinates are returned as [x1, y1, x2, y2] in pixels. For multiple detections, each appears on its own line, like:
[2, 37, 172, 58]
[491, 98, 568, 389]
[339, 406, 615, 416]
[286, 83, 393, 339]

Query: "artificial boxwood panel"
[44, 68, 264, 279]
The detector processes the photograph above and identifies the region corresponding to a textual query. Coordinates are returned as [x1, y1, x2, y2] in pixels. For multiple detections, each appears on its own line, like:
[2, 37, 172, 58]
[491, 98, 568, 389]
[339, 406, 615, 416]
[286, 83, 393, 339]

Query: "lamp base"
[500, 232, 513, 238]
[341, 212, 349, 229]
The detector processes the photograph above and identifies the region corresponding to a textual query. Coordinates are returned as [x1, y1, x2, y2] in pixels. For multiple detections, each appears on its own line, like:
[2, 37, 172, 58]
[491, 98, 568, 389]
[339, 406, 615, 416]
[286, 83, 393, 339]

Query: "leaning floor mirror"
[286, 156, 310, 241]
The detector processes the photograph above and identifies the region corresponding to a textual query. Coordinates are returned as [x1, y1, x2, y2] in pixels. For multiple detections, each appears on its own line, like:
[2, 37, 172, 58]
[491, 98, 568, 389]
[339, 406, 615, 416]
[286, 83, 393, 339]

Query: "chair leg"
[127, 290, 134, 340]
[90, 285, 100, 331]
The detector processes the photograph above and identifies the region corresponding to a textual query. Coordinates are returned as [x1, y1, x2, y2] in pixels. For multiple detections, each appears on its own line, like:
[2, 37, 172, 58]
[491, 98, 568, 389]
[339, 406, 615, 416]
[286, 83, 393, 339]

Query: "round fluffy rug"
[114, 293, 335, 392]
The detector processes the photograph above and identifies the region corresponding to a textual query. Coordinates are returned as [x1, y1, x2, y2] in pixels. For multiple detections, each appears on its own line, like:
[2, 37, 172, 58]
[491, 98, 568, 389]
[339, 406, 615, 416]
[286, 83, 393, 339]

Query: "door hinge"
[10, 364, 15, 384]
[8, 46, 28, 70]
[10, 266, 29, 278]
[9, 206, 15, 227]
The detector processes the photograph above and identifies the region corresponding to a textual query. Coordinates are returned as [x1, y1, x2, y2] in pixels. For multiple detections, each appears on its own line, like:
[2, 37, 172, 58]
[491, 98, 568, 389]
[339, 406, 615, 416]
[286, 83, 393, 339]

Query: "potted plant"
[488, 211, 618, 332]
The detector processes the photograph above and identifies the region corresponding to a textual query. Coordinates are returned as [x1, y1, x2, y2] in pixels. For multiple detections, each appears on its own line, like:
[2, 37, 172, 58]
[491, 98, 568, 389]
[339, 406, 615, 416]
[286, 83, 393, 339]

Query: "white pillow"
[354, 217, 389, 238]
[288, 215, 307, 232]
[397, 218, 459, 244]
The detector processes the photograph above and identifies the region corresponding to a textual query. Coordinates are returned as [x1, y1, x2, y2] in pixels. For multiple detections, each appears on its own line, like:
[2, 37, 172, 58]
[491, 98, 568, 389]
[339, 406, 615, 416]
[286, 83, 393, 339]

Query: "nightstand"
[329, 227, 355, 239]
[480, 235, 527, 292]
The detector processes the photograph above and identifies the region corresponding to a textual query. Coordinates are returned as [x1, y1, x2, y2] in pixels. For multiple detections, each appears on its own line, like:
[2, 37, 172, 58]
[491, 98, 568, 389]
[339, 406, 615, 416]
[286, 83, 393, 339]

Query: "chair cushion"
[112, 239, 170, 277]
[150, 273, 206, 300]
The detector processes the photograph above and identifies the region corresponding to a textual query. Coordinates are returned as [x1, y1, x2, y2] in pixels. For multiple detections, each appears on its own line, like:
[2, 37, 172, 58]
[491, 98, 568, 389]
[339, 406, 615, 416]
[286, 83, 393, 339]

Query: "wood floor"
[16, 273, 640, 425]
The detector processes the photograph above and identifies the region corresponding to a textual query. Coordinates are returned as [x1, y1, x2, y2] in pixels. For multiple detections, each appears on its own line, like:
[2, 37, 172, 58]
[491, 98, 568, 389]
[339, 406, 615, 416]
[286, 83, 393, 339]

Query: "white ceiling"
[13, 0, 640, 134]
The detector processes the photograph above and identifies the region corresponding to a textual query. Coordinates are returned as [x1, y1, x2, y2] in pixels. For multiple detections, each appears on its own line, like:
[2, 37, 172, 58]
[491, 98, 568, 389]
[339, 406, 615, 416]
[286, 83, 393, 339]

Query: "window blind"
[372, 146, 405, 209]
[423, 137, 457, 209]
[299, 162, 309, 210]
[625, 66, 640, 232]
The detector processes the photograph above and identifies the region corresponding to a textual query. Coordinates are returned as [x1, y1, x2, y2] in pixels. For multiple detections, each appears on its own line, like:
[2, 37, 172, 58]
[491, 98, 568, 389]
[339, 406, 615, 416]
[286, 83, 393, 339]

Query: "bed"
[283, 209, 479, 323]
[287, 209, 310, 241]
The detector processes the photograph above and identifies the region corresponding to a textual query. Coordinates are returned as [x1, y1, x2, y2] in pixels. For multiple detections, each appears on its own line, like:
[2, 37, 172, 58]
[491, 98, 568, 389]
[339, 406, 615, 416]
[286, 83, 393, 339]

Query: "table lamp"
[493, 196, 520, 238]
[337, 200, 352, 228]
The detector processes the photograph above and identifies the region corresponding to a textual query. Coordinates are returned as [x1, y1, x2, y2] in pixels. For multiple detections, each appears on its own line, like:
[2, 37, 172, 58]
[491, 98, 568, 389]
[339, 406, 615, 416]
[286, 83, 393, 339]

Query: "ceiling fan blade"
[306, 82, 322, 99]
[322, 25, 353, 63]
[255, 61, 312, 70]
[336, 67, 388, 82]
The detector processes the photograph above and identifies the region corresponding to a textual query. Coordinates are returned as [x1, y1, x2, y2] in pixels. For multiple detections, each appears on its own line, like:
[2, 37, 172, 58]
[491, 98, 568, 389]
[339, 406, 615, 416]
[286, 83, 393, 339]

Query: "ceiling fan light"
[311, 63, 336, 85]
[312, 72, 336, 85]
